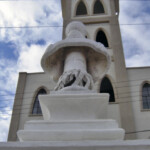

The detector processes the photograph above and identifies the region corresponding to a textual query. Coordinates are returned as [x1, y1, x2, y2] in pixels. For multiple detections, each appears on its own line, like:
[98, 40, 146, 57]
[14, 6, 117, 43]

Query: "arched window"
[100, 77, 115, 102]
[76, 1, 87, 16]
[142, 83, 150, 109]
[96, 30, 109, 47]
[93, 0, 104, 14]
[32, 88, 47, 115]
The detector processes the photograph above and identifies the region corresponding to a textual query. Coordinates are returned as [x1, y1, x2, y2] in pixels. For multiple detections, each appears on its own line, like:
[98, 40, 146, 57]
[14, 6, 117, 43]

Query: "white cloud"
[0, 0, 62, 90]
[0, 108, 11, 141]
[119, 1, 150, 67]
[0, 0, 62, 141]
[0, 0, 62, 42]
[18, 44, 47, 72]
[0, 119, 10, 141]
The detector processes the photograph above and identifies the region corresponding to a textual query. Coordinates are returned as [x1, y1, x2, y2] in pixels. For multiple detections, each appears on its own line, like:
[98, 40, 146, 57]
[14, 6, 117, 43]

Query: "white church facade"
[8, 0, 150, 142]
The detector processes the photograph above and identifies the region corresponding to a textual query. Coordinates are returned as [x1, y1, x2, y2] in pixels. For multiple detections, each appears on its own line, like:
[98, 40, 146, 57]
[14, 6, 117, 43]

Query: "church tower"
[61, 0, 135, 139]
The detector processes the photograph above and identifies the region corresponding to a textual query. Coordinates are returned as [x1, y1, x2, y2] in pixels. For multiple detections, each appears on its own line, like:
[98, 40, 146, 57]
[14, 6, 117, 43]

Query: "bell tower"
[61, 0, 136, 139]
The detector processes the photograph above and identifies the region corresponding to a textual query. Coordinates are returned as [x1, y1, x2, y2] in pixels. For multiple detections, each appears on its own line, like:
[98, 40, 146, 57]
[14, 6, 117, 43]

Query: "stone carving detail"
[41, 21, 111, 93]
[55, 69, 93, 91]
[54, 48, 94, 91]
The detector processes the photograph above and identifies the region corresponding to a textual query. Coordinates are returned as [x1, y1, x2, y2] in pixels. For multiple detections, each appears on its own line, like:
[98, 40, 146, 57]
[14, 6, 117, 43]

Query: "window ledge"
[75, 14, 89, 17]
[92, 13, 106, 16]
[29, 114, 43, 117]
[141, 109, 150, 112]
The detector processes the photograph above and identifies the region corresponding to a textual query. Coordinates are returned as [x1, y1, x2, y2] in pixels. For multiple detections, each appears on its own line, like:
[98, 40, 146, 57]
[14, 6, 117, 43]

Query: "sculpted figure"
[55, 50, 94, 91]
[41, 21, 110, 93]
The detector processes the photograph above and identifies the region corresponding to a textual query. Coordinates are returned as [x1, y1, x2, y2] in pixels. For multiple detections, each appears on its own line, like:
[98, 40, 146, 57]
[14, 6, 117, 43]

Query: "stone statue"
[17, 22, 125, 142]
[41, 21, 111, 93]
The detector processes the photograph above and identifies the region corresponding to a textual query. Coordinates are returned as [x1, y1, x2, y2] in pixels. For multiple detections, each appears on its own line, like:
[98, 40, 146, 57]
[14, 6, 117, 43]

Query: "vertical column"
[8, 72, 27, 141]
[109, 16, 136, 139]
[61, 0, 72, 39]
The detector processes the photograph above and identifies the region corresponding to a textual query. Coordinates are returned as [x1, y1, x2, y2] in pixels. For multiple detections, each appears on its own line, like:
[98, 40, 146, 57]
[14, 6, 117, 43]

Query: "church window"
[32, 88, 47, 115]
[76, 1, 87, 16]
[142, 83, 150, 109]
[100, 77, 115, 102]
[93, 0, 105, 14]
[96, 30, 109, 47]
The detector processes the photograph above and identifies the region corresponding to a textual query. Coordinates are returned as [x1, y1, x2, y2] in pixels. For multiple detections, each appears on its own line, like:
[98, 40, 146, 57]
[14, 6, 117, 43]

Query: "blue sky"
[0, 0, 150, 141]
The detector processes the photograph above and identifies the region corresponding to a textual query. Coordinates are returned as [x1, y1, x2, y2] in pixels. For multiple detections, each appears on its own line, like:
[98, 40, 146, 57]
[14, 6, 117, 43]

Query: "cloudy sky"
[0, 0, 150, 141]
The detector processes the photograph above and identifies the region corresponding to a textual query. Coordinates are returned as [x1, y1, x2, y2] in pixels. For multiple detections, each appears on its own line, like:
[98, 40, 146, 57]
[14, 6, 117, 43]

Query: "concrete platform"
[0, 140, 150, 150]
[17, 120, 124, 141]
[17, 93, 125, 142]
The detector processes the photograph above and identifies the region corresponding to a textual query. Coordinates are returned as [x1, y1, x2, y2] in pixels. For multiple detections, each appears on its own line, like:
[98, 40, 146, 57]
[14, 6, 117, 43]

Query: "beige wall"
[127, 67, 150, 139]
[8, 71, 123, 141]
[8, 73, 27, 141]
[61, 0, 136, 139]
[18, 73, 56, 131]
[8, 72, 56, 141]
[8, 66, 150, 141]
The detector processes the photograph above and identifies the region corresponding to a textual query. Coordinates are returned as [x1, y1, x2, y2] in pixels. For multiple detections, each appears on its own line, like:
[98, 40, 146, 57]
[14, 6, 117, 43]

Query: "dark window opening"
[32, 89, 47, 115]
[94, 0, 104, 14]
[76, 1, 87, 16]
[100, 77, 115, 102]
[96, 30, 109, 47]
[142, 83, 150, 109]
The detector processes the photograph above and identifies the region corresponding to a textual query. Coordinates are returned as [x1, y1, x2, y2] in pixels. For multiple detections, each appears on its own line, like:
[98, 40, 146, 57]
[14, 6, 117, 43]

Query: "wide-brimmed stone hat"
[41, 21, 111, 82]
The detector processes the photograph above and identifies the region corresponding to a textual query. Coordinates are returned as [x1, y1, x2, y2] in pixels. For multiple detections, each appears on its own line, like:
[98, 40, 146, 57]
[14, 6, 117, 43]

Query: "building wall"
[61, 0, 136, 139]
[8, 71, 122, 141]
[8, 72, 56, 141]
[127, 67, 150, 139]
[18, 73, 56, 130]
[8, 66, 150, 141]
[8, 73, 27, 141]
[71, 0, 113, 17]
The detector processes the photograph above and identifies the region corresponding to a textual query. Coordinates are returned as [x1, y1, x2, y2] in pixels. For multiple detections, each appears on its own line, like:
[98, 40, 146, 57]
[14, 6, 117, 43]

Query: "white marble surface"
[17, 22, 123, 143]
[17, 119, 125, 141]
[1, 140, 150, 150]
[0, 139, 150, 150]
[39, 93, 109, 121]
[41, 21, 111, 87]
[65, 21, 87, 38]
[24, 120, 119, 130]
[17, 93, 125, 142]
[17, 129, 125, 142]
[64, 49, 87, 72]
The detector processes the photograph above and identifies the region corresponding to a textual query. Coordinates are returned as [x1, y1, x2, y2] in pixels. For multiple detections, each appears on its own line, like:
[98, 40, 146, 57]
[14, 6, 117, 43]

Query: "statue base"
[39, 93, 109, 121]
[17, 93, 125, 141]
[17, 120, 124, 141]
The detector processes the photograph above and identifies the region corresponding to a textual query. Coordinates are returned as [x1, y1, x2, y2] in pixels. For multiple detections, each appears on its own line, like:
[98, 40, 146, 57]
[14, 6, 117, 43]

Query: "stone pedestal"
[16, 21, 126, 142]
[39, 93, 109, 121]
[17, 120, 124, 142]
[17, 93, 125, 141]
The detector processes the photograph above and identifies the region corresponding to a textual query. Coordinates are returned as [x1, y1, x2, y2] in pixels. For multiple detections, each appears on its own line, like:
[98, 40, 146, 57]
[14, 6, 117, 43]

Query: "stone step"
[17, 128, 125, 142]
[24, 120, 119, 130]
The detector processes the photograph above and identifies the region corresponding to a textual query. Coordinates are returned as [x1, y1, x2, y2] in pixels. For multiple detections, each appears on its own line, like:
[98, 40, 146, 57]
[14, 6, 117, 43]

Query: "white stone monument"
[17, 21, 125, 142]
